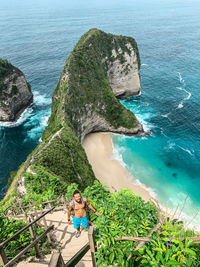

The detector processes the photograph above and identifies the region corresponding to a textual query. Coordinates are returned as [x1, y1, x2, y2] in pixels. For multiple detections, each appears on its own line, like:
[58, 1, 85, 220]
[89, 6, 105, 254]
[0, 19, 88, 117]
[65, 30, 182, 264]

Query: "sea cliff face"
[2, 29, 143, 205]
[107, 44, 141, 99]
[0, 59, 33, 122]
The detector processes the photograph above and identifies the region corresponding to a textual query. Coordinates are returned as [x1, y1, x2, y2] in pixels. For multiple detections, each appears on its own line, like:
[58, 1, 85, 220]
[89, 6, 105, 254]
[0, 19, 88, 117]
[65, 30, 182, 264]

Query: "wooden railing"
[49, 226, 97, 267]
[6, 196, 67, 219]
[0, 207, 55, 267]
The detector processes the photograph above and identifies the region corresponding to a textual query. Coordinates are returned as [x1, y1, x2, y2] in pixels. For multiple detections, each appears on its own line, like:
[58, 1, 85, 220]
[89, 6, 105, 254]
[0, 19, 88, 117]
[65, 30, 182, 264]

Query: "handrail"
[19, 198, 64, 209]
[65, 242, 90, 267]
[4, 196, 67, 217]
[4, 225, 54, 267]
[49, 225, 97, 267]
[0, 206, 55, 248]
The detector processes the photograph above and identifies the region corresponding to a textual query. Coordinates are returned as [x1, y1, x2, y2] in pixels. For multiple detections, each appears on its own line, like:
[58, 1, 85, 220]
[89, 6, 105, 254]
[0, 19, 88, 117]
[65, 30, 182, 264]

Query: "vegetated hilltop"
[0, 59, 33, 121]
[1, 28, 143, 206]
[43, 28, 143, 143]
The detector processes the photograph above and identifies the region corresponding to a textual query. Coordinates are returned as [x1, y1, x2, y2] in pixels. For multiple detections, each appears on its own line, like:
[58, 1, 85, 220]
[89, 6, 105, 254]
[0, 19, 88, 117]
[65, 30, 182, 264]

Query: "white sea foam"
[177, 145, 194, 156]
[0, 106, 34, 128]
[23, 109, 51, 141]
[178, 72, 185, 84]
[136, 113, 154, 132]
[176, 73, 192, 109]
[141, 63, 148, 66]
[39, 115, 49, 127]
[177, 103, 183, 109]
[161, 113, 170, 118]
[33, 91, 51, 106]
[110, 145, 127, 169]
[134, 178, 158, 199]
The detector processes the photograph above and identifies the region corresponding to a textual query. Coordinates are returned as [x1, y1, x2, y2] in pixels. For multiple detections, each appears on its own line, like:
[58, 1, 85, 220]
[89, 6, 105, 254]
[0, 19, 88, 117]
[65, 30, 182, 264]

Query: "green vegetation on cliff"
[0, 59, 15, 80]
[1, 29, 142, 208]
[43, 28, 141, 141]
[0, 59, 21, 90]
[0, 59, 12, 97]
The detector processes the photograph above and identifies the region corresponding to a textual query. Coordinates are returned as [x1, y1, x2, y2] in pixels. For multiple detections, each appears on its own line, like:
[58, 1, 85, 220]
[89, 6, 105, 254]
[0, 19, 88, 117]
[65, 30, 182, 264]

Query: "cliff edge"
[0, 59, 33, 122]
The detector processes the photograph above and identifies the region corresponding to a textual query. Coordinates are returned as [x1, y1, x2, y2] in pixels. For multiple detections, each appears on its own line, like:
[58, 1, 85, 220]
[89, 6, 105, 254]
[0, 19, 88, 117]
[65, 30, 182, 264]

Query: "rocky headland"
[0, 59, 33, 122]
[2, 29, 143, 204]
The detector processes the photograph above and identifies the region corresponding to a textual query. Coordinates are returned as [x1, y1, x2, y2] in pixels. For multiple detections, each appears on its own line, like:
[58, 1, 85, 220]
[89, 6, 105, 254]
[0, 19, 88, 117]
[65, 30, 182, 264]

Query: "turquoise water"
[0, 0, 200, 228]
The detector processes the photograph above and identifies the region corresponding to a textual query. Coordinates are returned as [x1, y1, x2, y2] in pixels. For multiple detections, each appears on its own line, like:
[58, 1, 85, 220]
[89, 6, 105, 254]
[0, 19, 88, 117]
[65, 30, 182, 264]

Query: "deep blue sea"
[0, 0, 200, 229]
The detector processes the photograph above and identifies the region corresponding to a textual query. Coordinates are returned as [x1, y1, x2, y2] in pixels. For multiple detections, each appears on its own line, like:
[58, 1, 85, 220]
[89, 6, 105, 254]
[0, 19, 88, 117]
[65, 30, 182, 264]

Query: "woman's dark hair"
[73, 190, 81, 196]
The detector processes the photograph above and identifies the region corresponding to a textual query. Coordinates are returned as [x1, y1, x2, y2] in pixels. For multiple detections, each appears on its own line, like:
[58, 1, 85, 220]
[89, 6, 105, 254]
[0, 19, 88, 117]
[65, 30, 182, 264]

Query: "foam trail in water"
[177, 145, 194, 156]
[178, 72, 185, 84]
[141, 63, 148, 66]
[161, 112, 170, 118]
[176, 72, 192, 109]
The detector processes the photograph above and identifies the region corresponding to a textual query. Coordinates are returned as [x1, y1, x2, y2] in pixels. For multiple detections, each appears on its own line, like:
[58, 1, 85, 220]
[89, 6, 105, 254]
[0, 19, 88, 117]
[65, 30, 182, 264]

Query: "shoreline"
[83, 132, 200, 233]
[83, 132, 152, 202]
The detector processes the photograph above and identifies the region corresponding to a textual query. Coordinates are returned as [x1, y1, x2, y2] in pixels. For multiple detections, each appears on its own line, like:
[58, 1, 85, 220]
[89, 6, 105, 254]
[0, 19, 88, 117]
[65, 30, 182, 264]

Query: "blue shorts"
[72, 216, 88, 229]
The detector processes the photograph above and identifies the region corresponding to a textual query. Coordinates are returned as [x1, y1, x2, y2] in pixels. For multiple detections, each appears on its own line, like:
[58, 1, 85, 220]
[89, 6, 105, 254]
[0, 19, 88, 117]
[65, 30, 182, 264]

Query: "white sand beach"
[83, 132, 152, 202]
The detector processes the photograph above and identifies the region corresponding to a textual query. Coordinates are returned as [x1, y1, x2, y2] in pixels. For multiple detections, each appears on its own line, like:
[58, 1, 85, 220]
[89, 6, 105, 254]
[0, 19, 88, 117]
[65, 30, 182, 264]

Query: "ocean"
[0, 0, 199, 229]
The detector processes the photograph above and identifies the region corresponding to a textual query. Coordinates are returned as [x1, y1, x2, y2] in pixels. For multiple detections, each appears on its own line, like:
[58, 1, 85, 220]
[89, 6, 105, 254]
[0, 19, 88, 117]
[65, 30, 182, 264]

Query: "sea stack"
[0, 59, 33, 122]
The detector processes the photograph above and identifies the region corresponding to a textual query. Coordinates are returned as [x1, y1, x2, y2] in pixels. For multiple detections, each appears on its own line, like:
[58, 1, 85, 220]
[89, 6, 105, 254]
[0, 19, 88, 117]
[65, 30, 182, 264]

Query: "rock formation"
[0, 59, 33, 121]
[107, 43, 141, 98]
[43, 28, 143, 143]
[3, 29, 144, 200]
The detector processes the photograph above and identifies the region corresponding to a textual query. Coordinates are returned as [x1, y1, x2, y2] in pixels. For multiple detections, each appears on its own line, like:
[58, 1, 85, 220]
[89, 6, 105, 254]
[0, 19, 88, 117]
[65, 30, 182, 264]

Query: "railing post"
[62, 195, 67, 209]
[27, 217, 41, 258]
[88, 226, 97, 267]
[0, 245, 8, 266]
[46, 197, 52, 209]
[40, 204, 51, 244]
[33, 206, 39, 218]
[12, 206, 16, 216]
[33, 206, 42, 226]
[49, 253, 65, 267]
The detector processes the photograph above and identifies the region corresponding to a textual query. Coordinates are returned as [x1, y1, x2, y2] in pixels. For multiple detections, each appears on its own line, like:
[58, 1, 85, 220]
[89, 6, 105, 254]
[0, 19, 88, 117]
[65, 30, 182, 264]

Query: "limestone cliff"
[0, 59, 33, 122]
[107, 43, 141, 98]
[2, 29, 143, 205]
[43, 28, 143, 143]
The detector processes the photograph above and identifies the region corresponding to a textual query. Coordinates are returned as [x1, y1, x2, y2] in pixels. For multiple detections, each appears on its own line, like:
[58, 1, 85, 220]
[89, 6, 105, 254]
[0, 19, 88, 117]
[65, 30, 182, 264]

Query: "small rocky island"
[0, 59, 33, 122]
